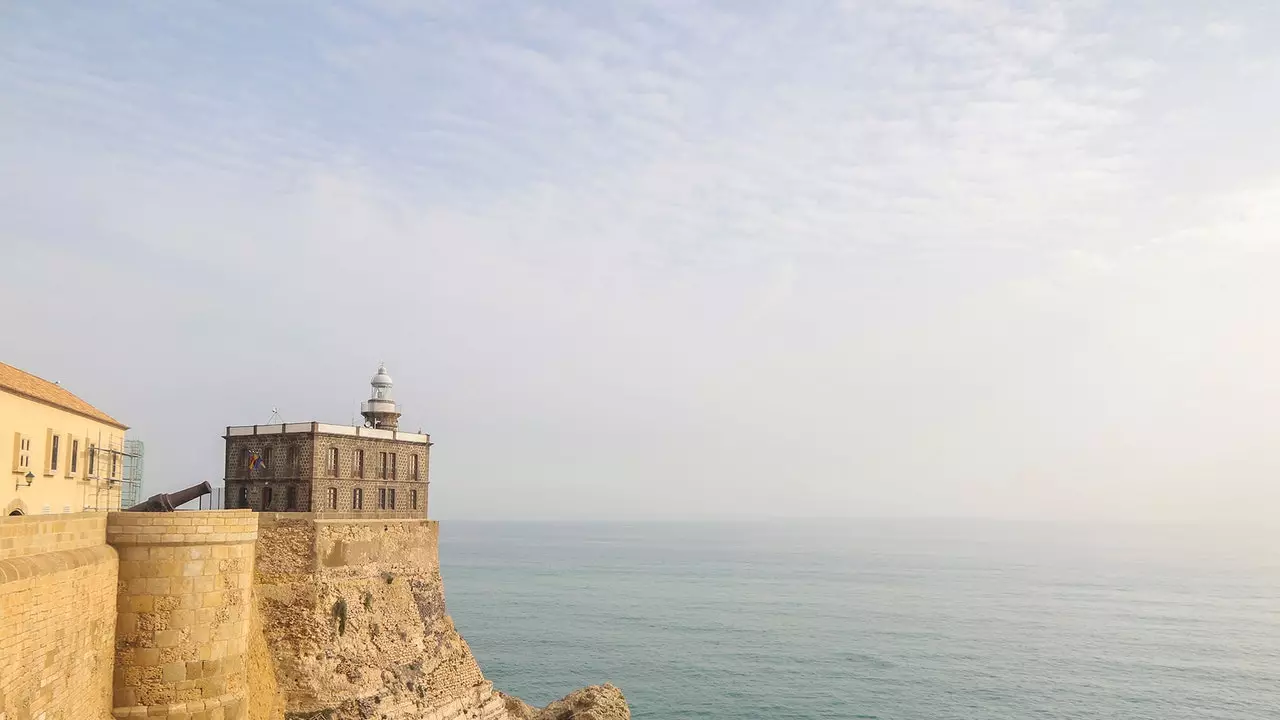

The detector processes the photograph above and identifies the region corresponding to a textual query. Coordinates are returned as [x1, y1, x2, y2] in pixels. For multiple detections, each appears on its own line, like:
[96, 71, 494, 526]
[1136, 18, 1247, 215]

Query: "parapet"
[108, 510, 259, 720]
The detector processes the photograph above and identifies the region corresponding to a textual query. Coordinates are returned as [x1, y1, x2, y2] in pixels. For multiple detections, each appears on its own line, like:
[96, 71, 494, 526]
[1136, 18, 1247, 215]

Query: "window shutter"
[44, 428, 55, 474]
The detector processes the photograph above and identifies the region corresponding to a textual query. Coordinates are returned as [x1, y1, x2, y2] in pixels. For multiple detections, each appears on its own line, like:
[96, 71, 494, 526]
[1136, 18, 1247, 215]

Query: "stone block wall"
[108, 510, 258, 720]
[224, 432, 429, 519]
[0, 513, 118, 720]
[304, 434, 429, 518]
[0, 510, 550, 720]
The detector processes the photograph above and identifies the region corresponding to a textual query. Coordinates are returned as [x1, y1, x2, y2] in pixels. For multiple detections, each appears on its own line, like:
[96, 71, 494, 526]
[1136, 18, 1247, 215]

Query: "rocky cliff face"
[249, 515, 627, 720]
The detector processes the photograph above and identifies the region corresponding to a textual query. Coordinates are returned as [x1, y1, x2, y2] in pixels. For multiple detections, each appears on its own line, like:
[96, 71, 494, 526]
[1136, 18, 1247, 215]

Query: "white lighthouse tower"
[360, 363, 401, 430]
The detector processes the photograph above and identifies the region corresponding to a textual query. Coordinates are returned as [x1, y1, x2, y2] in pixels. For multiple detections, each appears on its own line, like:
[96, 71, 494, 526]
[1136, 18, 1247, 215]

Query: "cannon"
[124, 481, 213, 512]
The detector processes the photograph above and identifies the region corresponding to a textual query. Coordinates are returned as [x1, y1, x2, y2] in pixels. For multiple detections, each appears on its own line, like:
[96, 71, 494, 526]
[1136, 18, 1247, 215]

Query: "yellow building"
[1, 361, 128, 515]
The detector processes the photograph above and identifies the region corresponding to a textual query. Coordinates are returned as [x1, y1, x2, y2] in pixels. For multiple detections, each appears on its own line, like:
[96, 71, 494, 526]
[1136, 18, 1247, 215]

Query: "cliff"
[0, 511, 628, 720]
[251, 514, 628, 720]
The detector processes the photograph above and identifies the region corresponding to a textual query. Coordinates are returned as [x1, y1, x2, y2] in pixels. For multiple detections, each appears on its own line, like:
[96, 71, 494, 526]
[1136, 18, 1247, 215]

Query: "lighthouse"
[360, 363, 401, 430]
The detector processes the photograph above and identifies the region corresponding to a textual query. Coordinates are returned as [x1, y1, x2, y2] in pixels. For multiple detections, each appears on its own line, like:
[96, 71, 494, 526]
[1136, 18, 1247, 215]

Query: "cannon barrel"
[125, 481, 213, 512]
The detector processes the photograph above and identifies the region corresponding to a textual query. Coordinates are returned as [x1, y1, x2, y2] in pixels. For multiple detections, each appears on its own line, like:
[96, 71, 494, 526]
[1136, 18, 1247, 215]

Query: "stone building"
[1, 360, 129, 516]
[222, 364, 430, 517]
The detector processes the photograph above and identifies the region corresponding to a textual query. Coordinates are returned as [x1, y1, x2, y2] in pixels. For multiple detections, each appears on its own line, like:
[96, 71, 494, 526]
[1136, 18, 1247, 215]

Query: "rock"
[497, 690, 538, 720]
[535, 684, 630, 720]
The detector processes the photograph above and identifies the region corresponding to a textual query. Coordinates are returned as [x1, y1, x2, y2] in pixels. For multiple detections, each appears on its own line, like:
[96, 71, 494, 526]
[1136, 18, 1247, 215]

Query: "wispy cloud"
[2, 0, 1280, 520]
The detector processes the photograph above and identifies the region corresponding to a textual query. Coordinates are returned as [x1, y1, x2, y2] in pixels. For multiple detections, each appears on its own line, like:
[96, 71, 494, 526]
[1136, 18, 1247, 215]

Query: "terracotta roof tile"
[0, 362, 127, 430]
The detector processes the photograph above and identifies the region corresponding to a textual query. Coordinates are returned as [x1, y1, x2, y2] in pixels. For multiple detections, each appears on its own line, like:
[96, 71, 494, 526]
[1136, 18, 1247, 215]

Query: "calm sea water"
[439, 520, 1280, 720]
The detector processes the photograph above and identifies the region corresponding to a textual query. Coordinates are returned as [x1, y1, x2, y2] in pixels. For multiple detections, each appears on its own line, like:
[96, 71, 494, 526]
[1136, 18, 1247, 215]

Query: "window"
[262, 486, 274, 510]
[88, 444, 96, 476]
[239, 448, 249, 475]
[50, 435, 60, 472]
[286, 446, 298, 471]
[262, 446, 273, 472]
[14, 434, 32, 471]
[411, 489, 418, 510]
[352, 487, 364, 510]
[327, 448, 339, 476]
[354, 449, 364, 478]
[110, 450, 118, 478]
[411, 454, 419, 481]
[378, 487, 388, 510]
[380, 452, 388, 479]
[327, 487, 338, 510]
[390, 453, 397, 480]
[238, 486, 249, 508]
[388, 488, 396, 510]
[70, 439, 79, 474]
[286, 485, 297, 510]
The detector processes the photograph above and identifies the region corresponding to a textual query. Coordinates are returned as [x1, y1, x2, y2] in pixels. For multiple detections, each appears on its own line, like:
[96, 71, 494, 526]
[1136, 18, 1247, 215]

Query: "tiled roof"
[0, 361, 127, 430]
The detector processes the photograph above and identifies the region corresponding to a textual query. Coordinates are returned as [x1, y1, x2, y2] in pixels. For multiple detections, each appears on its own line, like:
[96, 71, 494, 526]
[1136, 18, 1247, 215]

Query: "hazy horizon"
[3, 1, 1279, 523]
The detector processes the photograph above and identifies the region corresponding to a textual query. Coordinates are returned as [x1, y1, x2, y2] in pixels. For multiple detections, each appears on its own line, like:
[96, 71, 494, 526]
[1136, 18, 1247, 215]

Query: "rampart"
[0, 513, 118, 720]
[0, 511, 581, 720]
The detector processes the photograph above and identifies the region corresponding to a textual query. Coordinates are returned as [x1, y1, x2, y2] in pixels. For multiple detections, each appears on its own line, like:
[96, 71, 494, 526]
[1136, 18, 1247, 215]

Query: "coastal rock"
[251, 515, 629, 720]
[497, 691, 539, 720]
[535, 684, 631, 720]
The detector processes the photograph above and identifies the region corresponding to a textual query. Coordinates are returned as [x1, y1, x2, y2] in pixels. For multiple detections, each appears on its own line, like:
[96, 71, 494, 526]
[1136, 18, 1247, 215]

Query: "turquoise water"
[439, 520, 1280, 719]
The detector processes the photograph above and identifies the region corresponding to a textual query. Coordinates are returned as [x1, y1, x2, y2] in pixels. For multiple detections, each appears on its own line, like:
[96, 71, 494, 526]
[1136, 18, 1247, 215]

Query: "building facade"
[1, 361, 129, 515]
[222, 364, 430, 517]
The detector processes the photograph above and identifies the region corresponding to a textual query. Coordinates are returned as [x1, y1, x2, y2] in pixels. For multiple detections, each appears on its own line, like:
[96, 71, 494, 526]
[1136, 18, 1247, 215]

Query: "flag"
[248, 451, 266, 471]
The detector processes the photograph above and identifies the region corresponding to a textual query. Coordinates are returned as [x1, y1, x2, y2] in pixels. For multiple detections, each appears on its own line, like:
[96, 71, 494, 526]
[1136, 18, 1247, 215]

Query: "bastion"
[0, 510, 629, 720]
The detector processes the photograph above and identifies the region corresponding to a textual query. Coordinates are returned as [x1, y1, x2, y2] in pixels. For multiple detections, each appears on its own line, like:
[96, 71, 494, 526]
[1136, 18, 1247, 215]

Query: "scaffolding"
[121, 439, 144, 509]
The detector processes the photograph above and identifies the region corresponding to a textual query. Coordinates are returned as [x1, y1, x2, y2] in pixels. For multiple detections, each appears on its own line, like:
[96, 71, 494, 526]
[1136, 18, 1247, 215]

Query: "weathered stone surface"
[497, 691, 538, 720]
[535, 685, 630, 720]
[253, 515, 504, 720]
[0, 511, 632, 720]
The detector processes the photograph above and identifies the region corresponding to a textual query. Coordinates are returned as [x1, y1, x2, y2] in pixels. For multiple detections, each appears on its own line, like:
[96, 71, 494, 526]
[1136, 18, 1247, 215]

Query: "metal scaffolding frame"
[121, 439, 144, 509]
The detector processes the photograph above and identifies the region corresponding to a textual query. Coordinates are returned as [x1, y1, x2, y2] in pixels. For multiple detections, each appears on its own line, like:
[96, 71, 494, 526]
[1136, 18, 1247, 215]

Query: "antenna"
[265, 407, 282, 424]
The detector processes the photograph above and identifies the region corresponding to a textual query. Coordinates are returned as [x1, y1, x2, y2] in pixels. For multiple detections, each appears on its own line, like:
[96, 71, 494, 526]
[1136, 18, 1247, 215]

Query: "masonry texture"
[0, 513, 118, 720]
[109, 510, 258, 720]
[0, 510, 627, 720]
[224, 430, 429, 518]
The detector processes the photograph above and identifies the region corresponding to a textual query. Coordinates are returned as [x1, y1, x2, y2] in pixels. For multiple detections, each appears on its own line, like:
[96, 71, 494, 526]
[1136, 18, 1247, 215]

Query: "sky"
[2, 0, 1279, 522]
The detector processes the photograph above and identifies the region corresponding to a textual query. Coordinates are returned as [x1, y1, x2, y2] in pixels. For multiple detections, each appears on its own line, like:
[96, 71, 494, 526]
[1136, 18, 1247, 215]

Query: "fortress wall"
[0, 512, 118, 720]
[0, 510, 537, 720]
[252, 513, 505, 720]
[107, 510, 258, 720]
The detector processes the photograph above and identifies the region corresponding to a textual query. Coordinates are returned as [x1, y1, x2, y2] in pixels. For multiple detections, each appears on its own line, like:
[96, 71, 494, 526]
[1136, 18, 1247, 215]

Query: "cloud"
[2, 0, 1280, 521]
[1205, 20, 1244, 40]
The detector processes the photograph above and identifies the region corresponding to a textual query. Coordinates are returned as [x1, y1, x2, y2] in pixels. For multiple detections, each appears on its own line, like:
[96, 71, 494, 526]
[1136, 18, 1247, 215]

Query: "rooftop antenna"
[265, 407, 282, 424]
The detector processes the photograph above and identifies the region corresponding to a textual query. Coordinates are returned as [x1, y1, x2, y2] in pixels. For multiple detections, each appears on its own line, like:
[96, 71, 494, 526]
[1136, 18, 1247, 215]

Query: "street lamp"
[15, 471, 34, 490]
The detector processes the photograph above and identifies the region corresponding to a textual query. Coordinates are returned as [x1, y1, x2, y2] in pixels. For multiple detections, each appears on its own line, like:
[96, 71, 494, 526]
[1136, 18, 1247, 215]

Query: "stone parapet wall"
[0, 510, 109, 560]
[0, 510, 606, 720]
[108, 510, 258, 720]
[0, 512, 118, 720]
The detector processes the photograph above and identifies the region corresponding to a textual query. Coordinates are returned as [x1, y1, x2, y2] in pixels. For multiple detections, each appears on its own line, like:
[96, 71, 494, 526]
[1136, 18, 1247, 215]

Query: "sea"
[439, 520, 1280, 720]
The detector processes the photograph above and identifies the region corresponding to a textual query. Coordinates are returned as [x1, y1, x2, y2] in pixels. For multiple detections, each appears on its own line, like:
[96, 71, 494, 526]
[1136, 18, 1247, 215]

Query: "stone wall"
[0, 513, 118, 720]
[224, 434, 429, 519]
[303, 434, 429, 518]
[108, 510, 258, 720]
[0, 510, 622, 720]
[252, 513, 505, 720]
